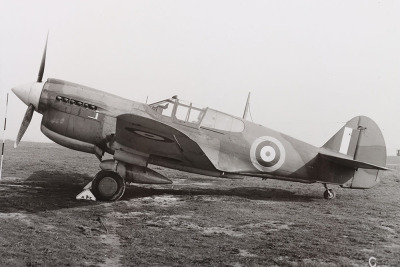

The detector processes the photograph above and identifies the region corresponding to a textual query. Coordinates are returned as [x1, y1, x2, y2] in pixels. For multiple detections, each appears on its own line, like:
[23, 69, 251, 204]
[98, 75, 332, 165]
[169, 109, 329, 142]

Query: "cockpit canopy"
[150, 96, 245, 133]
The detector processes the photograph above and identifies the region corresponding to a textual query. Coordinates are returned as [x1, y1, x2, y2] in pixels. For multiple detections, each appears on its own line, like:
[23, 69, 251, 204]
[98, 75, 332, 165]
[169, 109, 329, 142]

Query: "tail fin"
[319, 116, 387, 189]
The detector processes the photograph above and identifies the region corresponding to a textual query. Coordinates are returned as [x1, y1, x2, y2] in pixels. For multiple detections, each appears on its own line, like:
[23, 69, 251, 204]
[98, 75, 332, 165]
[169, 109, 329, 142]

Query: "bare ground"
[0, 141, 399, 266]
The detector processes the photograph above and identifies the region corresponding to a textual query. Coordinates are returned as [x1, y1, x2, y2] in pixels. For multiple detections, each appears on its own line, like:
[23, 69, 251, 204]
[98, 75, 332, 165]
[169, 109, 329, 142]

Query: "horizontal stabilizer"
[319, 148, 388, 170]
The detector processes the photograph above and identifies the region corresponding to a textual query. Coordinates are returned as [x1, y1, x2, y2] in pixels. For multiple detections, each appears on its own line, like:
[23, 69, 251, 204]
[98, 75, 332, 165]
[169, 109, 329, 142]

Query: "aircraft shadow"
[123, 184, 316, 202]
[0, 171, 96, 213]
[0, 171, 315, 214]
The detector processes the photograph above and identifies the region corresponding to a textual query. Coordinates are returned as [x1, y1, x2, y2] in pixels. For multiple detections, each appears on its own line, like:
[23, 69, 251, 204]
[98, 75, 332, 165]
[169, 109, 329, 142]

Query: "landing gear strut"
[323, 183, 336, 200]
[91, 170, 126, 201]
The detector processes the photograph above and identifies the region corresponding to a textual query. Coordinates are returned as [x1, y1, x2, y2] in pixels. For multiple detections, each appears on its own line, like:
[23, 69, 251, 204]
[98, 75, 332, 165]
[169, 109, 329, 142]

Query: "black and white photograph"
[0, 1, 399, 266]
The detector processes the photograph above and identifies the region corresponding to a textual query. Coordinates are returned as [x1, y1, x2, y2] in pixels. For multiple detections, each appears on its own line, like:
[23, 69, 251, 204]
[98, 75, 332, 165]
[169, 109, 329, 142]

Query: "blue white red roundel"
[250, 136, 285, 172]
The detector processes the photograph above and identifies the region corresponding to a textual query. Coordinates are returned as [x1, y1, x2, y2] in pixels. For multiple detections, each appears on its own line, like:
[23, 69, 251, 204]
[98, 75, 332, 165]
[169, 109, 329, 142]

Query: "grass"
[0, 140, 399, 266]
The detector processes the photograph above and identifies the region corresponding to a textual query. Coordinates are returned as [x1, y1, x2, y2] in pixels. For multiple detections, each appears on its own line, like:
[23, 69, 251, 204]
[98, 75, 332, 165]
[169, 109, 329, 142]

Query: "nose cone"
[12, 83, 33, 106]
[12, 82, 44, 110]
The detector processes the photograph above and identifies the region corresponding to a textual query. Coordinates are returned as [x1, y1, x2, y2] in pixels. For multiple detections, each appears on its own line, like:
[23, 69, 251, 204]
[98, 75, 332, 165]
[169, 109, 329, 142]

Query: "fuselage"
[32, 78, 323, 183]
[10, 38, 386, 201]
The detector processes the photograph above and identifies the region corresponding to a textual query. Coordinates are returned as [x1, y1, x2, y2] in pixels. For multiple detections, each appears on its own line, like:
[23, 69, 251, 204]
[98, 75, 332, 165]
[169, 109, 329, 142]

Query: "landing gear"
[323, 183, 336, 200]
[323, 189, 336, 199]
[91, 170, 126, 201]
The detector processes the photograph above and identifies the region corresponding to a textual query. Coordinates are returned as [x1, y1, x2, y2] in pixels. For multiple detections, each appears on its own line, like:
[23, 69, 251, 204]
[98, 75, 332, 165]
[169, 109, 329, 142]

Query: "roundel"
[250, 136, 286, 172]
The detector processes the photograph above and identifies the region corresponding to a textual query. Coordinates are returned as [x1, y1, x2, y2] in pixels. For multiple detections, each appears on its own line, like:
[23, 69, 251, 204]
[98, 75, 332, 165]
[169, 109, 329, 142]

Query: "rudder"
[321, 116, 386, 188]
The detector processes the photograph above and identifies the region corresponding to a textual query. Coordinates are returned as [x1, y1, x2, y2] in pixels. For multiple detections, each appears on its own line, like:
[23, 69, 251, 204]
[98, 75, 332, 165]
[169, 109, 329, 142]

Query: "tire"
[323, 189, 336, 200]
[91, 170, 126, 201]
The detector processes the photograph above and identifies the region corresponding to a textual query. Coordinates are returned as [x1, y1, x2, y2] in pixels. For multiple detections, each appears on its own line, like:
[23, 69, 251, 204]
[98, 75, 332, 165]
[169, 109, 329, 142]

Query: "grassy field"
[0, 141, 399, 266]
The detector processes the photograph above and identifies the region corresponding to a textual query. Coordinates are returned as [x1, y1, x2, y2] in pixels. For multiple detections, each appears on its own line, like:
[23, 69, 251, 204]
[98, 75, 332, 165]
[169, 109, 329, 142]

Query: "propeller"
[13, 33, 48, 148]
[37, 33, 48, 83]
[14, 104, 34, 148]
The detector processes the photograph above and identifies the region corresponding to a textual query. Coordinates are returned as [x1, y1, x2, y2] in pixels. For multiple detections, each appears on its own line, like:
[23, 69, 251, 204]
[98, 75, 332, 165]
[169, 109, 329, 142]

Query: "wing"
[115, 114, 215, 170]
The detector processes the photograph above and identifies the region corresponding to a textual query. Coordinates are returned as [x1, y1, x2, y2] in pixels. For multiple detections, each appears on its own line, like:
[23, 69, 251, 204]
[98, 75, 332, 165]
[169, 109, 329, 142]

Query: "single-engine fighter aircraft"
[11, 37, 387, 201]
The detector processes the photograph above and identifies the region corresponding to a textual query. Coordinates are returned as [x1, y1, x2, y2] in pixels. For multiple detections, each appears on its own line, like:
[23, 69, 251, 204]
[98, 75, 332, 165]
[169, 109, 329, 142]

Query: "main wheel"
[91, 171, 126, 201]
[323, 189, 336, 200]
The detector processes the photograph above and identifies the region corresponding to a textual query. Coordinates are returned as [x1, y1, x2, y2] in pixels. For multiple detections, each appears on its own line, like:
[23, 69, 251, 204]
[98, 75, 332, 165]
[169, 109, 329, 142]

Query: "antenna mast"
[242, 92, 251, 120]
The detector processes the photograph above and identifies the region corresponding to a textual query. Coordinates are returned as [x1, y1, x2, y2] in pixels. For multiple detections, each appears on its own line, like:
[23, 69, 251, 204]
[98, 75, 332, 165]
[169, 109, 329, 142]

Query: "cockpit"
[149, 96, 245, 133]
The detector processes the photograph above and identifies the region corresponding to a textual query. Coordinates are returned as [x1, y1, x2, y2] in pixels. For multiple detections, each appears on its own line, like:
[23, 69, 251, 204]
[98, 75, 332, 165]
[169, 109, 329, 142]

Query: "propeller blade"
[14, 104, 34, 148]
[37, 33, 49, 83]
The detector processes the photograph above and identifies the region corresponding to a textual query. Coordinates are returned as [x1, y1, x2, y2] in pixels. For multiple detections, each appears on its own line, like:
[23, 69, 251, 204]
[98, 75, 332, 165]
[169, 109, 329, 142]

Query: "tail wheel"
[92, 170, 126, 201]
[323, 189, 336, 200]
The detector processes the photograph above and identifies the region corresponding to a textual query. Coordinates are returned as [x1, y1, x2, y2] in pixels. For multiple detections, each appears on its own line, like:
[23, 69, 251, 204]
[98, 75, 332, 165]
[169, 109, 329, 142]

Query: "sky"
[0, 0, 399, 154]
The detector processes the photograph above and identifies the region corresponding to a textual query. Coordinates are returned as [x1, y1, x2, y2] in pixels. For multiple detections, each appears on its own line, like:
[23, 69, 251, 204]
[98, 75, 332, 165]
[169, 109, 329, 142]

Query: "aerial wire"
[0, 92, 9, 180]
